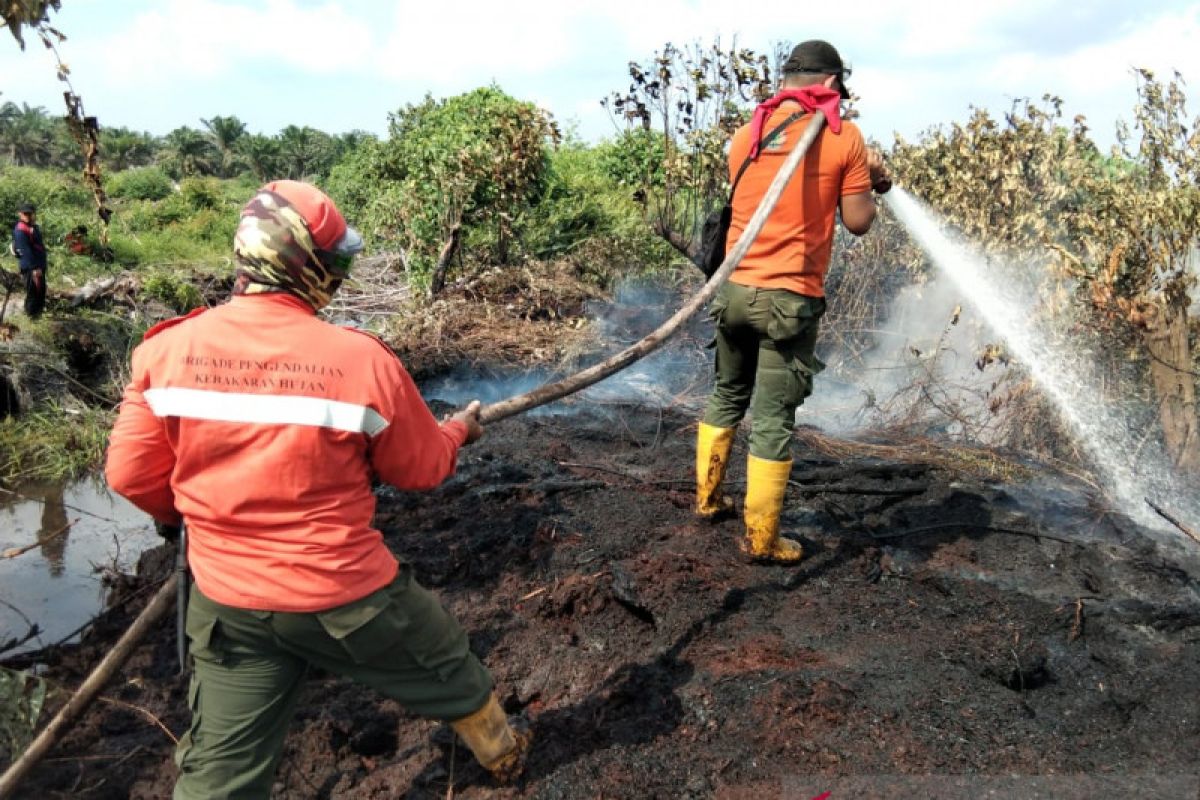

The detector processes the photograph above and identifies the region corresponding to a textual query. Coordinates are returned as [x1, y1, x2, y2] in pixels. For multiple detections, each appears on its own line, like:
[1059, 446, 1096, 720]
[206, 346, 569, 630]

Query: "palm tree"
[336, 129, 376, 155]
[278, 125, 337, 180]
[238, 133, 282, 182]
[201, 115, 247, 177]
[101, 126, 158, 171]
[47, 117, 82, 170]
[159, 126, 218, 178]
[0, 101, 53, 166]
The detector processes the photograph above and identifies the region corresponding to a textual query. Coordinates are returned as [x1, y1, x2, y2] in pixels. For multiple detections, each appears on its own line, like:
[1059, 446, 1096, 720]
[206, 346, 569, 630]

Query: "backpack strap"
[728, 110, 806, 202]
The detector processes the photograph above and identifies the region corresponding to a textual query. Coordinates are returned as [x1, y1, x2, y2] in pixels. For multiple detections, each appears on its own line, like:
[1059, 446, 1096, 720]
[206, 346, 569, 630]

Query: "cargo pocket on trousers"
[184, 600, 223, 665]
[766, 292, 815, 343]
[787, 352, 826, 405]
[316, 587, 397, 665]
[177, 612, 220, 770]
[706, 292, 730, 349]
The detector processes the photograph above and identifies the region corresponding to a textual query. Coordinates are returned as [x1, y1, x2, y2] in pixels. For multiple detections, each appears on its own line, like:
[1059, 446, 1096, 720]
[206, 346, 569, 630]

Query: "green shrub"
[521, 145, 615, 257]
[326, 140, 387, 234]
[0, 166, 92, 247]
[179, 176, 224, 210]
[522, 143, 672, 273]
[122, 192, 191, 228]
[141, 270, 203, 312]
[597, 130, 668, 188]
[107, 167, 173, 201]
[178, 207, 237, 244]
[328, 85, 556, 283]
[0, 166, 91, 217]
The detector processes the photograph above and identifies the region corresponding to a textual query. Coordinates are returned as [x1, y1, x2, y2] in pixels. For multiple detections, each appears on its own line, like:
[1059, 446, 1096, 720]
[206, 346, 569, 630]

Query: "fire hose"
[0, 111, 828, 799]
[479, 109, 829, 424]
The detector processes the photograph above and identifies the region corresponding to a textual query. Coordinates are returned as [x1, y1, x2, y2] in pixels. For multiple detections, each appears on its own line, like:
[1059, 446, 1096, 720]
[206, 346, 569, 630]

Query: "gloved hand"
[155, 521, 181, 543]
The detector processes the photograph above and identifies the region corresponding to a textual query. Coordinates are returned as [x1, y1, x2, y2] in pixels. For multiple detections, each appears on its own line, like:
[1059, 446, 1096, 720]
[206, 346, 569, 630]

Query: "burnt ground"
[4, 403, 1200, 799]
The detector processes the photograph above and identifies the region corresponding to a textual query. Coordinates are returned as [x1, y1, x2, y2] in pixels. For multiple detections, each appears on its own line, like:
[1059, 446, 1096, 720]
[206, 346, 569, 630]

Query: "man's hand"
[446, 400, 484, 445]
[867, 148, 892, 194]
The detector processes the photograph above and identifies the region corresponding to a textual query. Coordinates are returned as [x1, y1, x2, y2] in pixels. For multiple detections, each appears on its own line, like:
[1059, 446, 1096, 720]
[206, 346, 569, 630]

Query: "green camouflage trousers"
[703, 281, 826, 461]
[174, 565, 493, 800]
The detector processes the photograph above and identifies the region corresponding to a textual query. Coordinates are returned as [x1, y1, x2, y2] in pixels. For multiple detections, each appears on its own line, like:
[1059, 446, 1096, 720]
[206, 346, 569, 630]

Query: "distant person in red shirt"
[696, 40, 890, 563]
[107, 181, 530, 798]
[64, 225, 92, 256]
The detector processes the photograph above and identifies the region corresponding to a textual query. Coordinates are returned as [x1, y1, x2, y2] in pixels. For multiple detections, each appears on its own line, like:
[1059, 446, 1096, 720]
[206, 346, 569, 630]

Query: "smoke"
[422, 277, 713, 413]
[803, 275, 1013, 436]
[422, 229, 1198, 535]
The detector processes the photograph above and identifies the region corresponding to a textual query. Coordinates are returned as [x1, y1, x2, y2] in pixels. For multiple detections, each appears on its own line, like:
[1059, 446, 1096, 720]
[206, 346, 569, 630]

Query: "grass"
[0, 404, 114, 485]
[792, 427, 1039, 484]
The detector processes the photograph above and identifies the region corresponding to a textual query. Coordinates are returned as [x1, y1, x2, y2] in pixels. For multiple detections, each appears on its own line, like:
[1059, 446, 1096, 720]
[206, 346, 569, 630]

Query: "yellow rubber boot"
[741, 454, 803, 563]
[696, 422, 736, 518]
[450, 694, 532, 784]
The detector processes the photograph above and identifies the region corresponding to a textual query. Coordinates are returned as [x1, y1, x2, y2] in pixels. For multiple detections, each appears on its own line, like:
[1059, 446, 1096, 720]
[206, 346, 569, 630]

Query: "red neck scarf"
[747, 86, 843, 159]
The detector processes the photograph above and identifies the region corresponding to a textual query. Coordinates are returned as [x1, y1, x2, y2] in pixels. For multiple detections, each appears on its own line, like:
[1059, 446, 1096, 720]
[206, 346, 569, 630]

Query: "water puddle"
[0, 480, 158, 656]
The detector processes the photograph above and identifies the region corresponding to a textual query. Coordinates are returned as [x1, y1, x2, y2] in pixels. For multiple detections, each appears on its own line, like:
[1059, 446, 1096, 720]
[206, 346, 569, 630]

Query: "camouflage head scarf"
[232, 189, 348, 310]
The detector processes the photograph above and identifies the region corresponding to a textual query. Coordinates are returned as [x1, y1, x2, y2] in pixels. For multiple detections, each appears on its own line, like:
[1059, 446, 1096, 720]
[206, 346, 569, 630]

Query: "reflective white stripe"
[144, 387, 389, 436]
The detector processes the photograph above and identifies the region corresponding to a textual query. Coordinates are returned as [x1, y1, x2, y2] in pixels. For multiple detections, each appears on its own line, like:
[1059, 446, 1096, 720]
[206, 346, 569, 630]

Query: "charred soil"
[4, 403, 1200, 798]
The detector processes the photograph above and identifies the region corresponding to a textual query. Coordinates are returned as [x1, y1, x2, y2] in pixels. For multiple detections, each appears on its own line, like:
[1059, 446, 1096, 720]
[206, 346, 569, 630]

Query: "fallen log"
[0, 574, 179, 799]
[65, 272, 141, 308]
[478, 111, 829, 424]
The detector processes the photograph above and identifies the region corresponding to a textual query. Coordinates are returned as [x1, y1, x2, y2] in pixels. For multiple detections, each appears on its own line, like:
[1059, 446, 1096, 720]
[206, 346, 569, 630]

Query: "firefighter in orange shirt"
[106, 181, 529, 797]
[696, 40, 890, 562]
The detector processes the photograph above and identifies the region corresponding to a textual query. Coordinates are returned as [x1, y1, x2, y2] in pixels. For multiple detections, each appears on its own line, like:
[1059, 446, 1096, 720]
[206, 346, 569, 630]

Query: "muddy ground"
[3, 399, 1200, 798]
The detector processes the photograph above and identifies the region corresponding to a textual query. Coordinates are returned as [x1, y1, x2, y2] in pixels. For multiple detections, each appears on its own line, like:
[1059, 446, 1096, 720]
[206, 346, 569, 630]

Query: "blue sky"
[2, 0, 1198, 150]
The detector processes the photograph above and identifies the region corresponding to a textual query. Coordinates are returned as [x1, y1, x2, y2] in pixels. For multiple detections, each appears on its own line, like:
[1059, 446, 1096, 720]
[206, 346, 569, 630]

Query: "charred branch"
[651, 219, 701, 266]
[428, 223, 462, 299]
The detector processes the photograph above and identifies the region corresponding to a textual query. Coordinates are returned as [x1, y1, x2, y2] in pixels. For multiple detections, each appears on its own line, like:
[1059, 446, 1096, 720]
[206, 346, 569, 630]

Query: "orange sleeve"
[727, 125, 750, 183]
[367, 356, 466, 491]
[840, 125, 872, 196]
[105, 343, 181, 525]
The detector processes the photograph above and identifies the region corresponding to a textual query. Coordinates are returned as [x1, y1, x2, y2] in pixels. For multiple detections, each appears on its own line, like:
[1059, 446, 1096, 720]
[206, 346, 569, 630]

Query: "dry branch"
[1, 520, 75, 560]
[1145, 498, 1200, 546]
[0, 574, 179, 799]
[1069, 598, 1084, 642]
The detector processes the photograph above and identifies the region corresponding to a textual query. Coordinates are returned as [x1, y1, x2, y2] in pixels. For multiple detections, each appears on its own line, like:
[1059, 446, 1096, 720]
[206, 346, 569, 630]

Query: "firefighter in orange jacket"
[106, 181, 530, 798]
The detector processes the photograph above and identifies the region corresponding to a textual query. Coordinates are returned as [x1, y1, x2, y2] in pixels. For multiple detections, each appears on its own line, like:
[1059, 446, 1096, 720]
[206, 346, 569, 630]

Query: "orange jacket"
[726, 107, 872, 297]
[106, 293, 468, 612]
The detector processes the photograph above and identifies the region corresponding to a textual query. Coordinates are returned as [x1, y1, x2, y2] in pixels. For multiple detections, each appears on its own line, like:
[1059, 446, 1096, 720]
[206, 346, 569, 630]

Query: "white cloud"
[374, 0, 582, 83]
[79, 0, 375, 86]
[1, 0, 1197, 147]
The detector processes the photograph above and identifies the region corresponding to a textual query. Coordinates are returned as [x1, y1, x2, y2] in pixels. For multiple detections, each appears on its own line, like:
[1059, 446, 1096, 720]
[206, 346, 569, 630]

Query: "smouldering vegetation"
[0, 41, 1197, 486]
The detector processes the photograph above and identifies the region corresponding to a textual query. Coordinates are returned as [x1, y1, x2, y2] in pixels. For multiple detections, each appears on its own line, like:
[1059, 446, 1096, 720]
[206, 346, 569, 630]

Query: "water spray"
[886, 187, 1198, 536]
